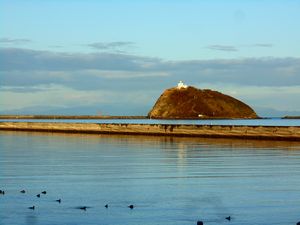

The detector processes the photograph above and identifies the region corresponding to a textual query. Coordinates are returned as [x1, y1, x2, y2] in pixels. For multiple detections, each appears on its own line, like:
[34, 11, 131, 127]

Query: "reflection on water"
[1, 131, 300, 225]
[25, 214, 37, 225]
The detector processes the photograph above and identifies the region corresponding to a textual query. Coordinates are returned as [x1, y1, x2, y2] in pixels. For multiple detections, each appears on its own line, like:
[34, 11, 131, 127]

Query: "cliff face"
[148, 86, 258, 119]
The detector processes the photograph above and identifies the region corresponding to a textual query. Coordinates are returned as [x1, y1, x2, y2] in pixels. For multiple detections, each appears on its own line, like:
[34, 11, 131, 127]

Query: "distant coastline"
[0, 115, 147, 120]
[0, 114, 299, 120]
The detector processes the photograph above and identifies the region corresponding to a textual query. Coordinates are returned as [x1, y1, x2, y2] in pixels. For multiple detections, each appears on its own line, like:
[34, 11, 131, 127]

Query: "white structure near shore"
[177, 81, 188, 89]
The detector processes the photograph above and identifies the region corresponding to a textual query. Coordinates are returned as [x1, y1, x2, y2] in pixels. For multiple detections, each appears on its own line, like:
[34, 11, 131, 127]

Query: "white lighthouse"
[177, 81, 188, 89]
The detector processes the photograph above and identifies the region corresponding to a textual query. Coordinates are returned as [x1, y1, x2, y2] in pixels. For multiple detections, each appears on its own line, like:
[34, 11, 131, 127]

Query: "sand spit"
[0, 122, 299, 141]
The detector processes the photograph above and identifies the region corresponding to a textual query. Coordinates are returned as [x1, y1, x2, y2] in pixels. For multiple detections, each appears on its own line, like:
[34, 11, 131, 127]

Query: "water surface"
[1, 131, 300, 225]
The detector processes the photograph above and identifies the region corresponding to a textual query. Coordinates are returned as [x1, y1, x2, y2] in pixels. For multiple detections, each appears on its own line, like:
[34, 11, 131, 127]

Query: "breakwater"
[0, 122, 300, 141]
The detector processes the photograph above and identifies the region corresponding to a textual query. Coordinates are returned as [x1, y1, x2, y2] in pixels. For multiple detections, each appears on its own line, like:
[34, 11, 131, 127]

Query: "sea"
[1, 119, 300, 225]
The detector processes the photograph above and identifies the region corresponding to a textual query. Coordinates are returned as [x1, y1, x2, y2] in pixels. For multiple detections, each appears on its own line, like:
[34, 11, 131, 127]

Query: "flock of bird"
[1, 188, 233, 224]
[0, 189, 135, 212]
[4, 189, 299, 224]
[1, 188, 231, 225]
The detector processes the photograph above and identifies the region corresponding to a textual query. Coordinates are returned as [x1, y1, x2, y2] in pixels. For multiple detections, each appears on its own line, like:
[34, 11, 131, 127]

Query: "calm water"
[1, 131, 300, 225]
[1, 118, 300, 126]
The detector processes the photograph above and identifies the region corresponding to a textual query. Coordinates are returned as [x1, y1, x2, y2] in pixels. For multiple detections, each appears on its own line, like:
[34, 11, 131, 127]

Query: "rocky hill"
[148, 86, 258, 119]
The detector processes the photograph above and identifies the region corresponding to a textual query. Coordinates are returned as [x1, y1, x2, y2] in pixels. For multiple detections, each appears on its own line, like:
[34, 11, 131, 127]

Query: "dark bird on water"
[105, 204, 108, 208]
[20, 190, 26, 193]
[128, 205, 134, 209]
[28, 206, 35, 210]
[0, 190, 5, 195]
[41, 191, 47, 194]
[197, 221, 204, 225]
[226, 216, 231, 221]
[56, 199, 61, 203]
[297, 222, 300, 225]
[37, 194, 40, 198]
[76, 206, 91, 210]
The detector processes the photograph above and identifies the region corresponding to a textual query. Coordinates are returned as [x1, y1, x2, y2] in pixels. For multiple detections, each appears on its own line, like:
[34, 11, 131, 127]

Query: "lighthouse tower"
[177, 81, 188, 89]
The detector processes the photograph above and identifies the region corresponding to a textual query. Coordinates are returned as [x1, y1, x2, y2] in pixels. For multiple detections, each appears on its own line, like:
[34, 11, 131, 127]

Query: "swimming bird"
[41, 191, 47, 194]
[28, 206, 35, 210]
[297, 222, 300, 225]
[56, 199, 61, 203]
[36, 194, 41, 198]
[197, 221, 204, 225]
[75, 206, 91, 210]
[0, 190, 5, 195]
[20, 190, 26, 193]
[105, 204, 108, 208]
[128, 205, 134, 209]
[225, 216, 231, 221]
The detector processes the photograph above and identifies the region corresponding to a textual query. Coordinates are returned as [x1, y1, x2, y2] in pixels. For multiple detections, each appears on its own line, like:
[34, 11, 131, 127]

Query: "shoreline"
[0, 122, 299, 141]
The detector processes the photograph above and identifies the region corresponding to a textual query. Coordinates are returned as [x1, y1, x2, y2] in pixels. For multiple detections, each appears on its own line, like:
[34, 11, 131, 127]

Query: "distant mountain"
[254, 107, 300, 118]
[0, 104, 149, 116]
[148, 86, 258, 119]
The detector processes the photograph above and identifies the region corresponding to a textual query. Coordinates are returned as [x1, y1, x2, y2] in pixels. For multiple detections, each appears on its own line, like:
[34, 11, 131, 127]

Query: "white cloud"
[87, 41, 136, 54]
[1, 47, 300, 115]
[206, 45, 238, 52]
[0, 37, 31, 44]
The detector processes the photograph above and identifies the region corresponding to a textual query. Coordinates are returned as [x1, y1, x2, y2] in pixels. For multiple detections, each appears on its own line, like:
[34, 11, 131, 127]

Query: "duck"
[41, 191, 47, 194]
[79, 206, 87, 211]
[28, 206, 35, 210]
[104, 204, 108, 208]
[197, 221, 204, 225]
[56, 199, 61, 203]
[20, 190, 26, 193]
[225, 216, 231, 221]
[36, 194, 41, 198]
[128, 204, 134, 209]
[0, 190, 5, 195]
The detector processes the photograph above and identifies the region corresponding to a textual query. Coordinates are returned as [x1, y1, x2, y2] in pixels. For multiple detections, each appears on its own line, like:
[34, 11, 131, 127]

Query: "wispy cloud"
[252, 43, 273, 48]
[206, 45, 238, 52]
[87, 41, 135, 53]
[0, 47, 158, 72]
[206, 43, 273, 51]
[0, 85, 53, 93]
[0, 37, 32, 45]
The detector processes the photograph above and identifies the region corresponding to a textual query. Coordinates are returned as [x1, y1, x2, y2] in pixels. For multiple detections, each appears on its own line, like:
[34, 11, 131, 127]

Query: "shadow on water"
[26, 214, 37, 225]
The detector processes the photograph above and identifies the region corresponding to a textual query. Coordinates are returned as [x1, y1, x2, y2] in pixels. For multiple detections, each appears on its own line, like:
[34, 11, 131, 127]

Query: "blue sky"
[1, 0, 300, 116]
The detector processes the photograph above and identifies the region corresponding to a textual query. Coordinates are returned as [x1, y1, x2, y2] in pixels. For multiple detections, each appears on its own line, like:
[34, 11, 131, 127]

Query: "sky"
[1, 0, 300, 116]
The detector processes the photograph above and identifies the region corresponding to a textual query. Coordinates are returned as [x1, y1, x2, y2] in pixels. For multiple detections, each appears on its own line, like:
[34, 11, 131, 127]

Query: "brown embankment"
[0, 122, 299, 141]
[283, 116, 300, 119]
